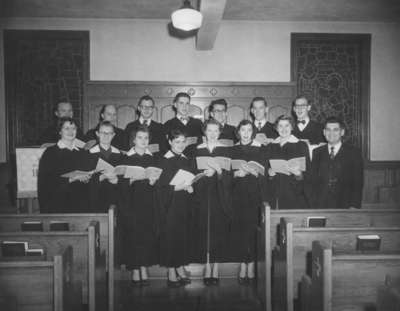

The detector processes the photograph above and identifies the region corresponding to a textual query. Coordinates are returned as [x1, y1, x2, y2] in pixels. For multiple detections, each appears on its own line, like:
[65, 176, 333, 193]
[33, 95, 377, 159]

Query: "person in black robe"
[119, 125, 161, 285]
[125, 95, 167, 156]
[192, 119, 232, 285]
[38, 117, 91, 213]
[230, 120, 265, 284]
[208, 98, 238, 144]
[85, 104, 128, 151]
[157, 129, 194, 287]
[85, 121, 124, 213]
[250, 97, 278, 145]
[292, 96, 325, 145]
[38, 102, 85, 145]
[163, 92, 203, 157]
[265, 115, 310, 210]
[309, 116, 363, 209]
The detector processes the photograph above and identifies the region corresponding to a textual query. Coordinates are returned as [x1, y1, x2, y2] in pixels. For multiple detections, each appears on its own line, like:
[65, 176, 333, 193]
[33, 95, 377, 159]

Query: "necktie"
[297, 120, 306, 125]
[180, 117, 189, 124]
[329, 146, 335, 159]
[257, 121, 262, 130]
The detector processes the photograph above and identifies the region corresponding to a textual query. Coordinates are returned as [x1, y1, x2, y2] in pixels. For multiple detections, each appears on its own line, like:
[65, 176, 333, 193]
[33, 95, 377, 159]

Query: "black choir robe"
[230, 140, 265, 262]
[85, 125, 128, 151]
[219, 124, 238, 143]
[265, 135, 310, 209]
[85, 145, 123, 212]
[119, 149, 159, 269]
[163, 117, 203, 157]
[125, 119, 167, 156]
[254, 121, 278, 139]
[38, 142, 90, 213]
[192, 143, 232, 263]
[157, 150, 194, 268]
[292, 120, 325, 145]
[38, 123, 85, 145]
[310, 143, 363, 209]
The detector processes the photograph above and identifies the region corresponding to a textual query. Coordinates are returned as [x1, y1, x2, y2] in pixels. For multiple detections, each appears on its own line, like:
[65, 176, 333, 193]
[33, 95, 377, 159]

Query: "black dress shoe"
[131, 279, 141, 287]
[177, 275, 191, 285]
[210, 277, 219, 285]
[203, 277, 213, 286]
[238, 277, 247, 285]
[167, 279, 182, 288]
[141, 279, 150, 286]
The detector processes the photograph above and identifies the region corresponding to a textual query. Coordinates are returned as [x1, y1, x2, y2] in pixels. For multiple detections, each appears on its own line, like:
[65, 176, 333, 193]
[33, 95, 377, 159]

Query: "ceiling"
[1, 0, 400, 22]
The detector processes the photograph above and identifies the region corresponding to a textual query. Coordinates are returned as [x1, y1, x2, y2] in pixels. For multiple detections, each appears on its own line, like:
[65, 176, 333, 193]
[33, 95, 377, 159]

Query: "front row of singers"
[37, 115, 363, 286]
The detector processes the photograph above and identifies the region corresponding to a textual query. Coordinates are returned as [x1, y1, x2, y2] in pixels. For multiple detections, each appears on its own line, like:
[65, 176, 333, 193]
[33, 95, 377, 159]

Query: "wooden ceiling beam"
[196, 0, 227, 51]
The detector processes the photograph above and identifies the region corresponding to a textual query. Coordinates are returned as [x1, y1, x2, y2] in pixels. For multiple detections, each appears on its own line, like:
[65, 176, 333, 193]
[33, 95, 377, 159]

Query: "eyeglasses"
[140, 105, 154, 110]
[98, 131, 114, 136]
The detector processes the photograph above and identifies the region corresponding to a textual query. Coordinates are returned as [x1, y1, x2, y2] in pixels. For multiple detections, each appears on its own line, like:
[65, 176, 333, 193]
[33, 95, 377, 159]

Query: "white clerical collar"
[126, 147, 152, 156]
[89, 145, 120, 154]
[57, 140, 79, 151]
[328, 141, 342, 155]
[139, 117, 152, 126]
[254, 118, 267, 128]
[164, 150, 187, 159]
[272, 134, 299, 145]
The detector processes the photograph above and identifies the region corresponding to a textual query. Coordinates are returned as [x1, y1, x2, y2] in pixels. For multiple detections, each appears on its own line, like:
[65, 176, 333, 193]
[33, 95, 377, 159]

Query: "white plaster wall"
[0, 18, 399, 160]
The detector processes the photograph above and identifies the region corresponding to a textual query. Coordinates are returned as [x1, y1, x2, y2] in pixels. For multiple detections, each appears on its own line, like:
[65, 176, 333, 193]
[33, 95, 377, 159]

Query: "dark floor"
[115, 278, 263, 311]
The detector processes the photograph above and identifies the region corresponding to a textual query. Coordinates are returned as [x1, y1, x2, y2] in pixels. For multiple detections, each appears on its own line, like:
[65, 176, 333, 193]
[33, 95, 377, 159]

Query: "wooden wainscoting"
[84, 81, 297, 131]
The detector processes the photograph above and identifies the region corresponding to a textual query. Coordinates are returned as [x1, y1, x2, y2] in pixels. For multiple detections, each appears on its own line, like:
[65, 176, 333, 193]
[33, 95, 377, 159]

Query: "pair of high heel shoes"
[167, 271, 191, 288]
[238, 276, 255, 285]
[203, 277, 219, 286]
[131, 278, 149, 287]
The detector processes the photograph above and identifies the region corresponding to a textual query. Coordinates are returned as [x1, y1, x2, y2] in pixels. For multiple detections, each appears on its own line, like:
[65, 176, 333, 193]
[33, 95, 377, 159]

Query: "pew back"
[0, 245, 73, 311]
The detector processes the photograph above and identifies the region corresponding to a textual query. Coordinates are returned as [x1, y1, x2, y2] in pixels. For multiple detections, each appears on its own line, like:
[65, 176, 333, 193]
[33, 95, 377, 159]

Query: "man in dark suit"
[208, 98, 237, 144]
[310, 116, 363, 209]
[292, 95, 325, 145]
[163, 92, 203, 157]
[125, 95, 167, 155]
[38, 101, 85, 144]
[249, 97, 278, 145]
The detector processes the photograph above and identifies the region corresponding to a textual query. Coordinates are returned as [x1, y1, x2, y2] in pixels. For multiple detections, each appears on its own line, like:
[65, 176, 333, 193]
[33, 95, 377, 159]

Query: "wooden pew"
[0, 206, 115, 311]
[301, 241, 400, 311]
[258, 205, 400, 311]
[274, 219, 400, 311]
[0, 245, 73, 311]
[0, 221, 99, 311]
[377, 276, 400, 311]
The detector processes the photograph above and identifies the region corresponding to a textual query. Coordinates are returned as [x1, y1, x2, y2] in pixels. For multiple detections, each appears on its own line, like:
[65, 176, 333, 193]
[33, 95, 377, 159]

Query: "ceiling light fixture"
[171, 0, 203, 31]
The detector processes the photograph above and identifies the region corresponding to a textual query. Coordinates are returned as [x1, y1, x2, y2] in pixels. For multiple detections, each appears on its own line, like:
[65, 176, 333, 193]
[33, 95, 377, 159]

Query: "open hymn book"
[95, 158, 162, 180]
[231, 159, 265, 176]
[196, 156, 231, 171]
[269, 157, 306, 176]
[169, 169, 206, 186]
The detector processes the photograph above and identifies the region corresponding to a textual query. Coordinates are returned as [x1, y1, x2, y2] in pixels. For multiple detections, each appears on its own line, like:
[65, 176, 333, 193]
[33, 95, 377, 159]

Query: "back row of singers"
[38, 93, 326, 157]
[38, 111, 363, 286]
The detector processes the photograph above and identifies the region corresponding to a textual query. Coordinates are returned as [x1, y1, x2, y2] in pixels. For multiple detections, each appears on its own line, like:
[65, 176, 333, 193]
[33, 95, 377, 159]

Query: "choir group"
[37, 92, 364, 287]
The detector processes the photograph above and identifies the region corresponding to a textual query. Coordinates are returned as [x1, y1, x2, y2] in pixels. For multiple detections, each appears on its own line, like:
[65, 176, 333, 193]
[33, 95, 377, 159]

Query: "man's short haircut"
[235, 119, 256, 140]
[97, 120, 115, 133]
[249, 97, 267, 110]
[99, 104, 116, 121]
[167, 128, 187, 142]
[324, 116, 345, 129]
[274, 115, 295, 130]
[56, 117, 78, 135]
[202, 118, 222, 134]
[173, 92, 191, 103]
[208, 99, 228, 114]
[292, 94, 310, 107]
[55, 101, 72, 112]
[138, 95, 155, 107]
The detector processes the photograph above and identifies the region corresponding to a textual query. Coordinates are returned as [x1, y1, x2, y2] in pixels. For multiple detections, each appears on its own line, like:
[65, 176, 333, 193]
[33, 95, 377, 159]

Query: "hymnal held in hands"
[356, 235, 381, 252]
[306, 216, 326, 227]
[231, 159, 265, 176]
[61, 170, 94, 179]
[124, 166, 163, 180]
[196, 156, 231, 171]
[94, 158, 130, 176]
[269, 157, 306, 176]
[169, 169, 206, 186]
